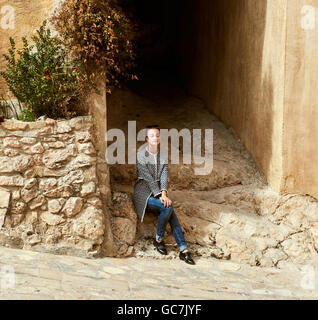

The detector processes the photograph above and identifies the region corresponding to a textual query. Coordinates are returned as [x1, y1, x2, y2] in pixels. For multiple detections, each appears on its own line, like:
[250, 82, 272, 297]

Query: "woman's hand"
[159, 194, 172, 207]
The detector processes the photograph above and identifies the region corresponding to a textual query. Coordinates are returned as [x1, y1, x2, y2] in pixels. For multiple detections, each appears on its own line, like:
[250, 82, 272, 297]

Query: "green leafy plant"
[50, 0, 139, 94]
[0, 20, 91, 120]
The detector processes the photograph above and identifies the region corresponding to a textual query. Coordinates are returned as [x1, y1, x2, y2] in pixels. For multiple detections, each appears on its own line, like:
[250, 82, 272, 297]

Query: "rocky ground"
[107, 70, 318, 269]
[0, 246, 317, 299]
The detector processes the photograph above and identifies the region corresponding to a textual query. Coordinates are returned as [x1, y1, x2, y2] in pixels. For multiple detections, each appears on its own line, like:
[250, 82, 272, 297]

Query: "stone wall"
[0, 0, 117, 258]
[0, 116, 108, 258]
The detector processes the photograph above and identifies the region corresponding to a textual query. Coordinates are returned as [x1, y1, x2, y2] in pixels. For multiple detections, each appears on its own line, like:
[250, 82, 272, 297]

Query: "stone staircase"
[107, 73, 318, 268]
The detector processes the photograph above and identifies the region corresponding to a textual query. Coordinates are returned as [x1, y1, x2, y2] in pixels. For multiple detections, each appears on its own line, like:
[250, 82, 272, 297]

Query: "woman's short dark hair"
[145, 124, 160, 137]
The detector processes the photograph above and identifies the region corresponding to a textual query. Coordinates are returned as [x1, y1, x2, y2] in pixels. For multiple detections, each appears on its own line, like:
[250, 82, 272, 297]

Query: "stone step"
[109, 184, 318, 268]
[107, 83, 267, 192]
[109, 154, 263, 192]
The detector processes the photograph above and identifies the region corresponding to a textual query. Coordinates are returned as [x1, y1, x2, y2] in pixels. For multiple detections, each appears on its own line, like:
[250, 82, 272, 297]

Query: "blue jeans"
[146, 196, 188, 252]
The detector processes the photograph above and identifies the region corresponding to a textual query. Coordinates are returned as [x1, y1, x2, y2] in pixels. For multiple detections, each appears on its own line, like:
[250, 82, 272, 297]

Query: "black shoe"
[153, 238, 167, 255]
[179, 251, 195, 265]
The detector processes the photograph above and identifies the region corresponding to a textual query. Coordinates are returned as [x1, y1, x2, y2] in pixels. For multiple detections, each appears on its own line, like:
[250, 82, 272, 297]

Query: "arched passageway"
[106, 0, 318, 268]
[107, 0, 267, 191]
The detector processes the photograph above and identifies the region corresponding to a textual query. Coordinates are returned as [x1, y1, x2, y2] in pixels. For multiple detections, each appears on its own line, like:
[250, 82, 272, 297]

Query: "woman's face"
[147, 128, 160, 147]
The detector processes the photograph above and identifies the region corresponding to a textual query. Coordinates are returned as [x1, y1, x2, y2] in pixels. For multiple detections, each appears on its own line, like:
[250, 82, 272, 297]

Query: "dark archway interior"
[107, 0, 270, 181]
[116, 0, 184, 90]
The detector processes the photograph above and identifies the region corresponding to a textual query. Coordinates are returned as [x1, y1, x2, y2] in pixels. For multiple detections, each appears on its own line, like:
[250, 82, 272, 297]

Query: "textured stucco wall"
[168, 0, 318, 199]
[282, 0, 318, 198]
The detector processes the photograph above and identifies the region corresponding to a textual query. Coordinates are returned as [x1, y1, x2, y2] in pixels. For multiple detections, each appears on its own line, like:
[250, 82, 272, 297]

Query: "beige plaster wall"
[282, 0, 318, 198]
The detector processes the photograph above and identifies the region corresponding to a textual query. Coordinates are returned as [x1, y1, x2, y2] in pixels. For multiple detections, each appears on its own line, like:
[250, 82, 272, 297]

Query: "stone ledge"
[0, 114, 106, 258]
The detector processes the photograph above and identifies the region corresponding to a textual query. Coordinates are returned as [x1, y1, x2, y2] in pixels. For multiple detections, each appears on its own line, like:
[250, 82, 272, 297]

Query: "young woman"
[133, 125, 195, 265]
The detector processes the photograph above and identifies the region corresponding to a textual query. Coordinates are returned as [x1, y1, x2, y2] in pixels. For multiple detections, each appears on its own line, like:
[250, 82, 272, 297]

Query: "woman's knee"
[160, 204, 174, 218]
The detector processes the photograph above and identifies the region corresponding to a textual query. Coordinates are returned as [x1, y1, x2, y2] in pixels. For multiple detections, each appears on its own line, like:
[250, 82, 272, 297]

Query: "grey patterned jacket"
[132, 145, 169, 222]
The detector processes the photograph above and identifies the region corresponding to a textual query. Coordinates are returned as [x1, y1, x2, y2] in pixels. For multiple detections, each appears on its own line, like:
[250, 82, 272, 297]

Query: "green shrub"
[0, 20, 91, 120]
